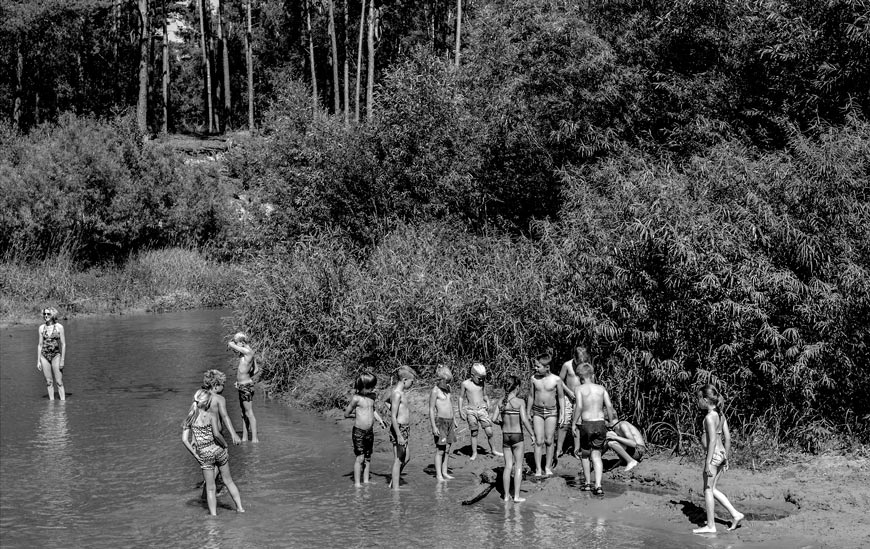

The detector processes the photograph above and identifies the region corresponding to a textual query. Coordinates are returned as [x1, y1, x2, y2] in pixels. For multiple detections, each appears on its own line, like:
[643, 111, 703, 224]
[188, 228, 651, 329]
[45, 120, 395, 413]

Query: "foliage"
[0, 114, 233, 263]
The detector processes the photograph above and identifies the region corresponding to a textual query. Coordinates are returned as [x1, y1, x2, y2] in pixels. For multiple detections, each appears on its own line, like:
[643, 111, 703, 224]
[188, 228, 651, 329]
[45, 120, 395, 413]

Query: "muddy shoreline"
[320, 390, 870, 548]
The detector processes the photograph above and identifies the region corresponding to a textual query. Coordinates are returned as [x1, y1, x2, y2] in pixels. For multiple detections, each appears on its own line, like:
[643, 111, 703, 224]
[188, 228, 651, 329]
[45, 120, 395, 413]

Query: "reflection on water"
[0, 310, 816, 549]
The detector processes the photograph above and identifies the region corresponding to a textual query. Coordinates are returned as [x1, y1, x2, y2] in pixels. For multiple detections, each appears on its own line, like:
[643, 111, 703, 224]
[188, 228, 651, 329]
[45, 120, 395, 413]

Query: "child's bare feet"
[236, 506, 246, 513]
[469, 454, 477, 461]
[535, 469, 544, 477]
[624, 459, 638, 472]
[729, 513, 744, 531]
[544, 468, 554, 476]
[692, 525, 716, 534]
[503, 496, 511, 502]
[513, 496, 526, 502]
[444, 473, 454, 480]
[493, 450, 504, 457]
[251, 437, 260, 443]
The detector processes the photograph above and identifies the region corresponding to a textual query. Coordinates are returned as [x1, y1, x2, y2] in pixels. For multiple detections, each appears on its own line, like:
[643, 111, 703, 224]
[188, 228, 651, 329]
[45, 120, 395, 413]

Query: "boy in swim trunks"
[429, 366, 458, 481]
[459, 363, 502, 460]
[345, 372, 386, 487]
[528, 351, 564, 477]
[558, 347, 589, 458]
[228, 333, 259, 443]
[389, 366, 417, 489]
[572, 361, 616, 496]
[606, 418, 646, 472]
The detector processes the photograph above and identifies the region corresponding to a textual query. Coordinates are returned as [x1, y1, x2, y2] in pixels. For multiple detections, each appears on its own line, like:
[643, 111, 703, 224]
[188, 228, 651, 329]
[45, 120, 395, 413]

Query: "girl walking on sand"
[693, 384, 744, 534]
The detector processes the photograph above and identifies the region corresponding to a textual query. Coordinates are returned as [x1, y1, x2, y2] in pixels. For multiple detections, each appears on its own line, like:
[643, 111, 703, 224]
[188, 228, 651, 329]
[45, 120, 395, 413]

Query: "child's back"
[576, 382, 608, 421]
[352, 394, 377, 430]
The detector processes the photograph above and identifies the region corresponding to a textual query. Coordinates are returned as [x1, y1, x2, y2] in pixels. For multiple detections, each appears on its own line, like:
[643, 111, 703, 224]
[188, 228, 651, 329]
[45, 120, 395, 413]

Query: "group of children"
[181, 336, 743, 535]
[180, 333, 260, 515]
[343, 348, 648, 501]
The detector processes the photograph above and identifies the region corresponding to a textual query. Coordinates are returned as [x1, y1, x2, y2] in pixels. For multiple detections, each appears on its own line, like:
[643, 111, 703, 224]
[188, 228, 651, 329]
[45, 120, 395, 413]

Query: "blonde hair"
[42, 307, 59, 322]
[202, 369, 227, 389]
[232, 332, 248, 344]
[576, 361, 595, 382]
[182, 389, 213, 428]
[392, 366, 417, 384]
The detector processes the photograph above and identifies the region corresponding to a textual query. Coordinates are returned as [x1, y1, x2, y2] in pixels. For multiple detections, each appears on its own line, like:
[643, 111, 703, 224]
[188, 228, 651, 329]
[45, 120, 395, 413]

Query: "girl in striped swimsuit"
[182, 389, 245, 515]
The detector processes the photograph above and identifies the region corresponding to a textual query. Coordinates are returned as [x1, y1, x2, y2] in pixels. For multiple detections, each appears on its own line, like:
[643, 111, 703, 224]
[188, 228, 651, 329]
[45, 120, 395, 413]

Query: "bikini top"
[502, 398, 522, 416]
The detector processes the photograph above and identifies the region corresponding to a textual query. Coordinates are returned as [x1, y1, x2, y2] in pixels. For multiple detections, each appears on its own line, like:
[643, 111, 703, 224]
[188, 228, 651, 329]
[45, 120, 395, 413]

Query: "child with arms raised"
[429, 366, 458, 481]
[492, 375, 535, 502]
[572, 361, 616, 495]
[228, 332, 259, 442]
[528, 351, 564, 477]
[692, 384, 744, 534]
[182, 389, 245, 515]
[344, 372, 386, 487]
[388, 366, 417, 489]
[459, 363, 502, 460]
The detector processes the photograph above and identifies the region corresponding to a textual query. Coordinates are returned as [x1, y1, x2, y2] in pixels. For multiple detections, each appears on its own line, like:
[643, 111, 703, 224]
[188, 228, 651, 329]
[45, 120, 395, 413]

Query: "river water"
[1, 310, 812, 548]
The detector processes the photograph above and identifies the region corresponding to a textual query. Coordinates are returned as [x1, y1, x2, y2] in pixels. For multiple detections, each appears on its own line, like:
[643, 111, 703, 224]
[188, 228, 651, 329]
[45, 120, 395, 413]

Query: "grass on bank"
[0, 247, 240, 324]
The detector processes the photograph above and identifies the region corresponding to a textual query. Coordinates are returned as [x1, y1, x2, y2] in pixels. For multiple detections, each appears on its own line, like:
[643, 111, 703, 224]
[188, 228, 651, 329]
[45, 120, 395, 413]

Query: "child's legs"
[532, 415, 545, 471]
[502, 445, 514, 498]
[218, 462, 244, 511]
[363, 457, 372, 483]
[607, 440, 633, 464]
[710, 469, 740, 518]
[581, 456, 591, 484]
[700, 468, 716, 527]
[50, 356, 65, 400]
[241, 400, 257, 440]
[591, 449, 603, 487]
[353, 454, 364, 485]
[391, 443, 406, 488]
[39, 356, 55, 399]
[543, 417, 557, 471]
[467, 415, 480, 455]
[435, 446, 445, 479]
[202, 468, 218, 515]
[556, 424, 568, 455]
[512, 442, 525, 498]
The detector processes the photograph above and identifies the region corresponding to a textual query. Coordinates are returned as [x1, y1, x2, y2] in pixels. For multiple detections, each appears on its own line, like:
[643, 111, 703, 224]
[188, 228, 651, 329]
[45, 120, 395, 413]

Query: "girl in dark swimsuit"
[492, 375, 535, 502]
[37, 307, 66, 401]
[181, 389, 245, 515]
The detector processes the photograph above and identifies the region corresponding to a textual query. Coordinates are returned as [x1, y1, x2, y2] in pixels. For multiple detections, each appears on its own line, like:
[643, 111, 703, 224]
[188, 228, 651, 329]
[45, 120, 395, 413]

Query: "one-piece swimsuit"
[41, 324, 61, 361]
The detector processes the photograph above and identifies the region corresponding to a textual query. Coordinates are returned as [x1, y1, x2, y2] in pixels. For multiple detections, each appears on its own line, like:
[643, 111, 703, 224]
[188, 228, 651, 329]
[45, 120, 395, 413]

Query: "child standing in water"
[429, 366, 458, 482]
[572, 361, 616, 495]
[344, 372, 386, 487]
[528, 351, 564, 477]
[228, 333, 259, 443]
[693, 384, 744, 534]
[492, 375, 535, 502]
[459, 363, 502, 460]
[388, 366, 417, 489]
[202, 369, 241, 445]
[181, 389, 245, 515]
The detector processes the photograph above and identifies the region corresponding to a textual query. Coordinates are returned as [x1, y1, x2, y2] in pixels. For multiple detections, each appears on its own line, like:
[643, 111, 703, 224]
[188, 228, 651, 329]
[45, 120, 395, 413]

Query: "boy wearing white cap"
[459, 363, 503, 460]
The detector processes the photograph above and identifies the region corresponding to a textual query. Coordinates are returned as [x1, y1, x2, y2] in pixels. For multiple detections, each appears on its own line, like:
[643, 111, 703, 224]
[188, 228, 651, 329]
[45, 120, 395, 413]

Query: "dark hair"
[355, 372, 377, 394]
[699, 384, 725, 411]
[534, 350, 552, 367]
[502, 374, 521, 394]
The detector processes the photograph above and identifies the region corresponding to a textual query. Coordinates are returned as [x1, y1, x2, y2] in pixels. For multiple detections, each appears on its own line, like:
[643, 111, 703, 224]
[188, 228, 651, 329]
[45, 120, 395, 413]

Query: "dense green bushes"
[0, 114, 232, 263]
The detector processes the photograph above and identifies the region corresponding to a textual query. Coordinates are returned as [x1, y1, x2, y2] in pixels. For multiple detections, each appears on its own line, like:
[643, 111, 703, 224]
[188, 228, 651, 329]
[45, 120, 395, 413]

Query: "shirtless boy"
[228, 333, 259, 443]
[572, 361, 616, 495]
[459, 363, 502, 460]
[429, 366, 458, 481]
[606, 418, 646, 472]
[528, 351, 564, 477]
[389, 366, 417, 489]
[558, 347, 589, 457]
[344, 372, 386, 487]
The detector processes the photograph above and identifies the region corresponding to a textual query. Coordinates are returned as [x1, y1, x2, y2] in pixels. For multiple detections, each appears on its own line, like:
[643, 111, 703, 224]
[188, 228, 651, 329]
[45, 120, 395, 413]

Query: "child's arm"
[429, 387, 439, 435]
[217, 398, 241, 445]
[572, 390, 583, 426]
[458, 382, 467, 420]
[390, 388, 404, 444]
[556, 377, 565, 416]
[606, 432, 637, 448]
[344, 395, 358, 418]
[559, 378, 574, 401]
[373, 409, 386, 430]
[211, 412, 229, 449]
[227, 340, 254, 357]
[181, 427, 202, 463]
[527, 380, 536, 417]
[722, 416, 731, 456]
[491, 397, 503, 425]
[703, 413, 717, 476]
[519, 400, 535, 443]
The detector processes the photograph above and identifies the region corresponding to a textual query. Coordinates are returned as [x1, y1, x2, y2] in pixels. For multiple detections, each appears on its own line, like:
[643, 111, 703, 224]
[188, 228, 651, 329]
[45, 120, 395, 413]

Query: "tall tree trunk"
[207, 6, 221, 131]
[219, 0, 231, 129]
[34, 91, 41, 126]
[113, 0, 121, 103]
[161, 0, 170, 133]
[306, 0, 318, 117]
[137, 0, 149, 137]
[197, 0, 214, 133]
[245, 0, 254, 130]
[13, 39, 23, 131]
[454, 0, 462, 67]
[328, 0, 340, 113]
[343, 0, 349, 126]
[354, 0, 366, 123]
[366, 1, 376, 120]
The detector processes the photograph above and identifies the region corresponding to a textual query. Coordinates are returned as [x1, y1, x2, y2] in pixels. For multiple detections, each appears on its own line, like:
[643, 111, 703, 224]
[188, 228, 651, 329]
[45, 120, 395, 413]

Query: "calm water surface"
[1, 310, 811, 548]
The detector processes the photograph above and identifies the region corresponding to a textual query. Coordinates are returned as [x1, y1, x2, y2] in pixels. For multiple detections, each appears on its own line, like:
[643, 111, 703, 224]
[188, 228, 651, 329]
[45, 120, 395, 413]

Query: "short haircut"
[202, 369, 227, 389]
[232, 332, 248, 343]
[534, 351, 552, 367]
[573, 346, 591, 365]
[576, 361, 594, 382]
[355, 371, 377, 394]
[436, 366, 453, 382]
[393, 366, 417, 382]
